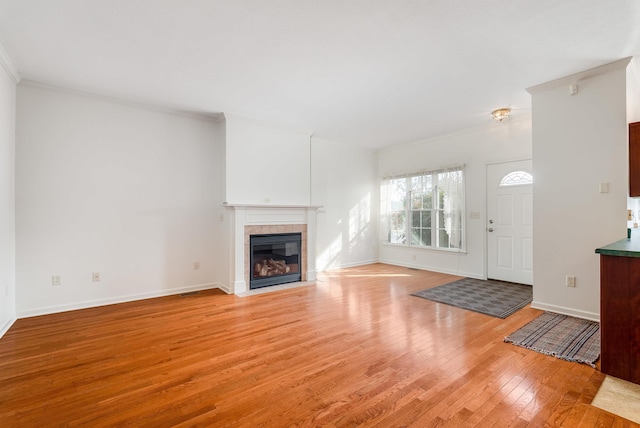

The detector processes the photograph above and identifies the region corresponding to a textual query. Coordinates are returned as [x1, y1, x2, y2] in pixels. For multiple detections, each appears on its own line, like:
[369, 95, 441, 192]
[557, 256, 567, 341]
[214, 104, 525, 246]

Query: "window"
[381, 166, 464, 251]
[499, 170, 532, 187]
[381, 177, 408, 245]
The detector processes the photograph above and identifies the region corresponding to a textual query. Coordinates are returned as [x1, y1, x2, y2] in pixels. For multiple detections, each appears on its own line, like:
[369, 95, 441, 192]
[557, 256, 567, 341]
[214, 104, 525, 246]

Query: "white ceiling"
[1, 1, 639, 149]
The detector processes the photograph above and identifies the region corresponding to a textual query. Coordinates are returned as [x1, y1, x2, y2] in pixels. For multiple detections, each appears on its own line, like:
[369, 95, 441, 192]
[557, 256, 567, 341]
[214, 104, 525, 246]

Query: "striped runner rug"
[504, 312, 600, 367]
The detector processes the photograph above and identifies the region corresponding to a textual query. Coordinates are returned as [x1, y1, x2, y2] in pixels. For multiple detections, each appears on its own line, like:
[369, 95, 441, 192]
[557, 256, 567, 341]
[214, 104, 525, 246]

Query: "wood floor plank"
[0, 263, 633, 427]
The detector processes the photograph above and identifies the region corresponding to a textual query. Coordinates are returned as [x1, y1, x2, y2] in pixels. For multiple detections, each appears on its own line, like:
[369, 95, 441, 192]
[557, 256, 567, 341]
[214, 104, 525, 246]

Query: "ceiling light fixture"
[491, 108, 511, 122]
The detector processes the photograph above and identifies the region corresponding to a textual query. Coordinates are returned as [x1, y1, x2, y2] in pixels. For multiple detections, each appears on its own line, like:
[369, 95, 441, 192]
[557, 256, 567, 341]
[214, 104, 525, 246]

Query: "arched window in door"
[499, 171, 533, 187]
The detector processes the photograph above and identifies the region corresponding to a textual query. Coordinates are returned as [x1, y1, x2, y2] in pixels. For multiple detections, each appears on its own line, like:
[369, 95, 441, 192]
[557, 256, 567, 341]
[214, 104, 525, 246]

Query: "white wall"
[311, 138, 378, 270]
[627, 57, 640, 124]
[215, 120, 231, 292]
[378, 117, 532, 278]
[16, 83, 226, 316]
[0, 57, 17, 336]
[530, 60, 628, 321]
[626, 58, 640, 222]
[224, 114, 311, 205]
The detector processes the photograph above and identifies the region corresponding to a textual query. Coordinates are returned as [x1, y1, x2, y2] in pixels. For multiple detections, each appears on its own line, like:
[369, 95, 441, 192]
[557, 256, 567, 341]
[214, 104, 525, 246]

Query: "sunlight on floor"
[345, 273, 412, 278]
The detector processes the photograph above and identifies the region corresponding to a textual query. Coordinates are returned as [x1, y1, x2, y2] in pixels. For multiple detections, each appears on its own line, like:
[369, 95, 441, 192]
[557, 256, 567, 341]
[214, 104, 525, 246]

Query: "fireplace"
[250, 233, 302, 289]
[224, 204, 320, 295]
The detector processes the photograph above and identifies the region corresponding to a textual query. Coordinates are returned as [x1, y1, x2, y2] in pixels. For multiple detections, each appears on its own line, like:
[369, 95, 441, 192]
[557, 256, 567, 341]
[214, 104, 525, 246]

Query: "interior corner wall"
[15, 83, 227, 317]
[377, 119, 532, 278]
[0, 65, 16, 335]
[224, 114, 311, 205]
[311, 138, 378, 271]
[531, 66, 627, 321]
[627, 57, 640, 124]
[215, 118, 231, 292]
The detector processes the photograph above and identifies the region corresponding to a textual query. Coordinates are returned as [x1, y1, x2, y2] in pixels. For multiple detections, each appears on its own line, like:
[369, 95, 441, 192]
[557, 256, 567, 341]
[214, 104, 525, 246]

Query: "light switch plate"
[599, 182, 609, 193]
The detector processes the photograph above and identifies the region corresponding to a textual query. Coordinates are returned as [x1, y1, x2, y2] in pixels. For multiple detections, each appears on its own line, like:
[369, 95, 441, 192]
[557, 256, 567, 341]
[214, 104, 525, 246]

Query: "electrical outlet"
[193, 261, 200, 270]
[566, 276, 576, 287]
[52, 275, 61, 286]
[92, 272, 101, 282]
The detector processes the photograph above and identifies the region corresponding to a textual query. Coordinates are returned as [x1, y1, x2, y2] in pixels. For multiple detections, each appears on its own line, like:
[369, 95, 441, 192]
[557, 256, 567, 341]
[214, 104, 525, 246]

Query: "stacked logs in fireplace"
[254, 258, 294, 277]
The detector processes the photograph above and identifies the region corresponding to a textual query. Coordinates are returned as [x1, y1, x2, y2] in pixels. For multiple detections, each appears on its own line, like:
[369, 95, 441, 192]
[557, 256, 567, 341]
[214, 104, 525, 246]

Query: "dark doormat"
[411, 277, 532, 318]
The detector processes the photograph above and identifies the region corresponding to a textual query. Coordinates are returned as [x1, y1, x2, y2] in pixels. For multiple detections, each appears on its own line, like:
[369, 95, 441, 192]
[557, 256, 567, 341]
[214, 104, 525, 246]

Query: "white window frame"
[381, 166, 465, 252]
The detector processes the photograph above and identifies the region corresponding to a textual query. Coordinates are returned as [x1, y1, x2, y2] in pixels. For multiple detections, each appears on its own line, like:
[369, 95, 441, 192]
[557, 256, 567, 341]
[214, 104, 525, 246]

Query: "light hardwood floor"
[0, 263, 635, 427]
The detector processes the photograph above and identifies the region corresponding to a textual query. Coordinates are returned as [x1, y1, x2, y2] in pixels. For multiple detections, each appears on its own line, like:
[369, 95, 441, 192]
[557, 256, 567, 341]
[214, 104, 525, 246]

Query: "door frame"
[485, 159, 533, 284]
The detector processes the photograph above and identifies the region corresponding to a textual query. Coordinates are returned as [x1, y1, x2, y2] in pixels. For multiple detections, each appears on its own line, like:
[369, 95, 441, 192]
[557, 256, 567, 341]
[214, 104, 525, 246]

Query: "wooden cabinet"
[599, 254, 640, 384]
[630, 122, 640, 196]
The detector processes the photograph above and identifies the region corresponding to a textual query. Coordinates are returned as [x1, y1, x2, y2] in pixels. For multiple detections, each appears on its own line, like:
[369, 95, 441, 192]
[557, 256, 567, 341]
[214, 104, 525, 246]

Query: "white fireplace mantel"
[224, 203, 321, 294]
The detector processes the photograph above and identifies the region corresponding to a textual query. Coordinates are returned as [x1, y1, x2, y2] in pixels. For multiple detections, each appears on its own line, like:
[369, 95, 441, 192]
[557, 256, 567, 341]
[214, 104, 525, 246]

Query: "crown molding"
[18, 79, 224, 122]
[0, 41, 21, 83]
[526, 57, 632, 95]
[377, 110, 532, 155]
[223, 112, 314, 138]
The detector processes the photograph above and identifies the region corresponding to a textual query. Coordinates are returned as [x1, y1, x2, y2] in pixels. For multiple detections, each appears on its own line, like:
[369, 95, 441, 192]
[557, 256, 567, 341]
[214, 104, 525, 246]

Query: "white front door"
[486, 160, 533, 285]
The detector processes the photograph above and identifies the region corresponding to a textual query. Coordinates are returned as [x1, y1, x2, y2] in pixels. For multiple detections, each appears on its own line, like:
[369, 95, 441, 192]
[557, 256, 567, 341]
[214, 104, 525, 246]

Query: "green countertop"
[595, 229, 640, 258]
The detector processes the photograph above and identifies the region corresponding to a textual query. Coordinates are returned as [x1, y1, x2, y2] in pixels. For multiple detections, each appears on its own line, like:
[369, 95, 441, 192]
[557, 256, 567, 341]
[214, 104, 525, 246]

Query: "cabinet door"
[630, 122, 640, 197]
[600, 255, 631, 380]
[600, 254, 640, 384]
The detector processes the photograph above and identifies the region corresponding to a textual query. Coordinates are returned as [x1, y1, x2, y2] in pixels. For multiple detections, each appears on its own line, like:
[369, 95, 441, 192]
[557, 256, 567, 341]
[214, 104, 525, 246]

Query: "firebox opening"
[250, 233, 302, 289]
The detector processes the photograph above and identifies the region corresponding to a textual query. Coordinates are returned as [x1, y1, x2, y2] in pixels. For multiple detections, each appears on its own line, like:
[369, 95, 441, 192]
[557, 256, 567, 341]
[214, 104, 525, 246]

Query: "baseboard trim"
[0, 314, 17, 338]
[318, 259, 380, 272]
[216, 282, 231, 294]
[17, 283, 224, 318]
[377, 259, 483, 280]
[531, 301, 600, 322]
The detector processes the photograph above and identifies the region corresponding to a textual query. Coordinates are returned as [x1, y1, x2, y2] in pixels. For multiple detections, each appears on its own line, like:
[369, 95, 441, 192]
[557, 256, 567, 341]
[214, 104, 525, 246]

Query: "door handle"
[488, 228, 494, 232]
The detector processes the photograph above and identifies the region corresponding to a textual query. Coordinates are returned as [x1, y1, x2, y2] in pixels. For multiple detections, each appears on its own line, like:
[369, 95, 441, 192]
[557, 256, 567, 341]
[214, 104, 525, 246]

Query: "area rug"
[592, 375, 640, 424]
[411, 278, 532, 318]
[504, 312, 600, 367]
